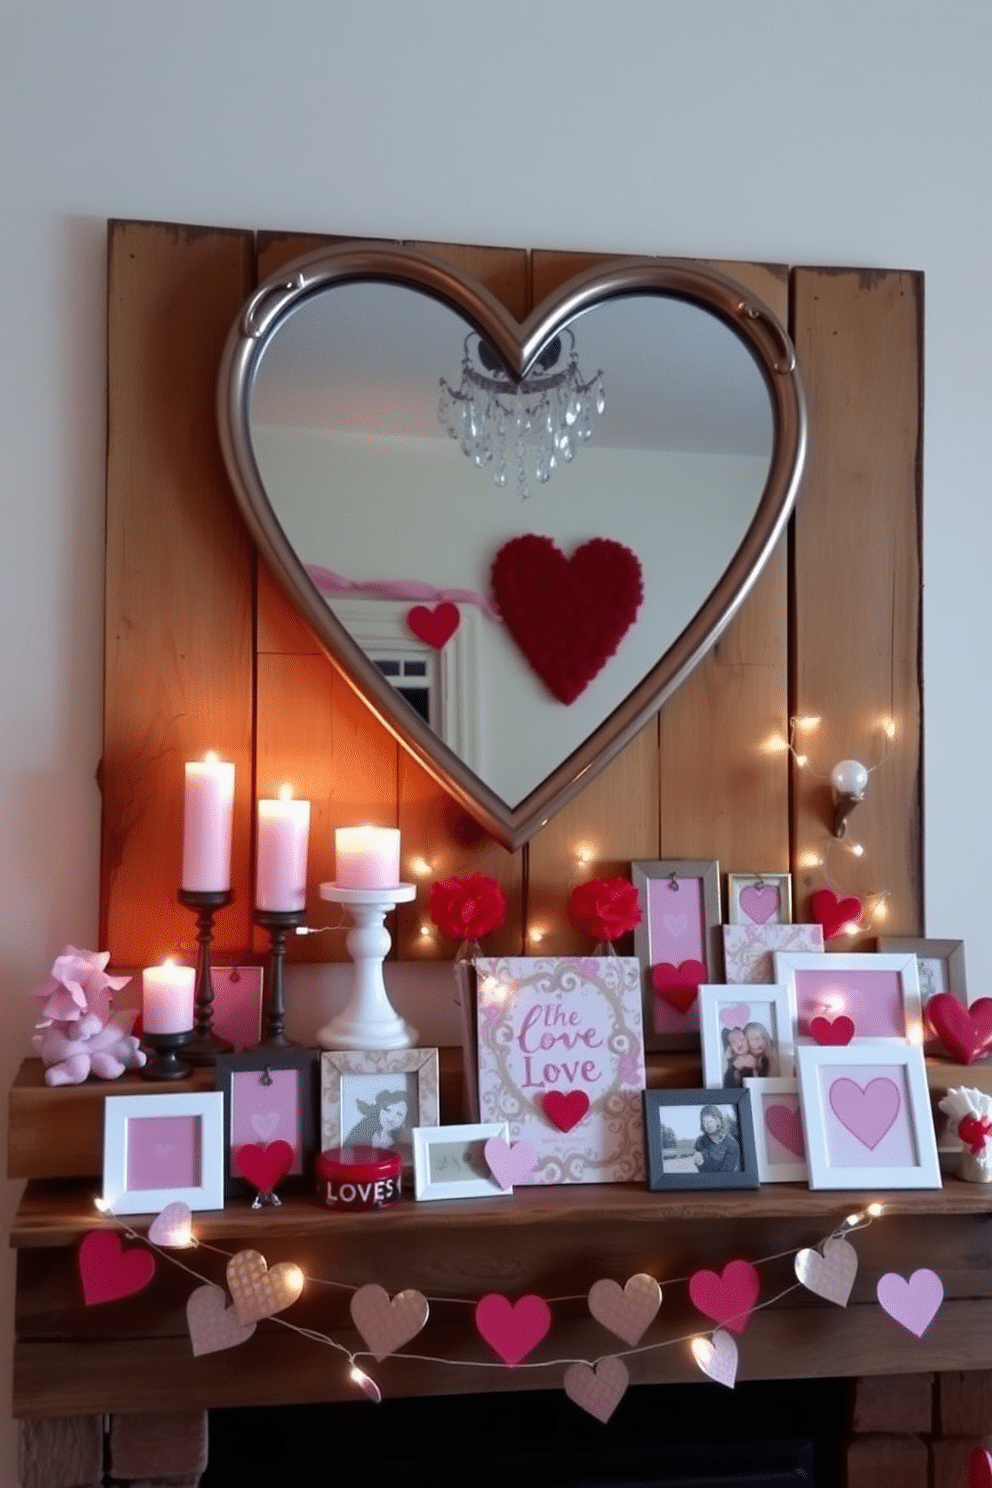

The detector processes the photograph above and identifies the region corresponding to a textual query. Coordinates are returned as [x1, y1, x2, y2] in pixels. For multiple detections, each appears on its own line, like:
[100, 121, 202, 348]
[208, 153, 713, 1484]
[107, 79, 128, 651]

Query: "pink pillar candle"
[335, 826, 401, 889]
[256, 791, 311, 911]
[142, 960, 196, 1034]
[181, 755, 235, 893]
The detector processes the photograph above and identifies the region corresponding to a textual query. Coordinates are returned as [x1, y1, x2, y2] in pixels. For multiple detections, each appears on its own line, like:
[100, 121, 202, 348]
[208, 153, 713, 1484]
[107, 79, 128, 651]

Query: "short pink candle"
[181, 754, 235, 893]
[256, 789, 311, 911]
[142, 960, 196, 1034]
[335, 826, 401, 889]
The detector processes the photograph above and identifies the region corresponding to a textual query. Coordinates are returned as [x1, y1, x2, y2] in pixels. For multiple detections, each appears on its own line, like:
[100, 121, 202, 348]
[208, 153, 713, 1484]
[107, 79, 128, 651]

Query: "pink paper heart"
[234, 1139, 295, 1194]
[148, 1201, 193, 1248]
[186, 1283, 256, 1357]
[739, 884, 779, 924]
[688, 1260, 760, 1336]
[764, 1102, 805, 1159]
[809, 1014, 855, 1046]
[475, 1292, 552, 1366]
[691, 1328, 738, 1388]
[406, 601, 459, 649]
[484, 1136, 538, 1189]
[78, 1230, 156, 1307]
[563, 1356, 630, 1423]
[828, 1076, 900, 1150]
[719, 1002, 750, 1030]
[541, 1090, 590, 1133]
[876, 1268, 944, 1338]
[650, 959, 707, 1016]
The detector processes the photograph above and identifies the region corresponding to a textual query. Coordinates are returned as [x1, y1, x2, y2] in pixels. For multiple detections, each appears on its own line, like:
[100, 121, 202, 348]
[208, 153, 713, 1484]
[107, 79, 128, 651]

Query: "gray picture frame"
[633, 858, 722, 1051]
[644, 1087, 759, 1191]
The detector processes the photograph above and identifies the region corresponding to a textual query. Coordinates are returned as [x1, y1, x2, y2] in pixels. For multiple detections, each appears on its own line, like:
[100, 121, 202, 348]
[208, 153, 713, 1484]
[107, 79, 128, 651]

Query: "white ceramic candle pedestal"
[317, 882, 417, 1050]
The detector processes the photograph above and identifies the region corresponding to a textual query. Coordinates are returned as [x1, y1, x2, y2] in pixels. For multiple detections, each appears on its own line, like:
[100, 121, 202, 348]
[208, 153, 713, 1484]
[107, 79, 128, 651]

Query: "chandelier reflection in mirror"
[437, 329, 605, 498]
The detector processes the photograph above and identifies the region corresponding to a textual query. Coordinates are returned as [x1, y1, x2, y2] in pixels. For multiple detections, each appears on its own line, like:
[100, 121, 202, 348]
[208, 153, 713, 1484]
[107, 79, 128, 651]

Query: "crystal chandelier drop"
[438, 329, 605, 498]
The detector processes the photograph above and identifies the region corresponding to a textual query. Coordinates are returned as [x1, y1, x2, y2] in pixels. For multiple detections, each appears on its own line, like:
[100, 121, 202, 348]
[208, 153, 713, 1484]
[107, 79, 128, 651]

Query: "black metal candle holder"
[254, 908, 305, 1049]
[141, 1029, 194, 1081]
[178, 888, 235, 1065]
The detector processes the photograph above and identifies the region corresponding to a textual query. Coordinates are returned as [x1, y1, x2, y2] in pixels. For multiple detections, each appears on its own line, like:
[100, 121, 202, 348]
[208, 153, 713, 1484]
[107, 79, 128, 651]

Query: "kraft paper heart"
[587, 1273, 662, 1346]
[809, 1014, 855, 1046]
[650, 960, 707, 1016]
[876, 1268, 944, 1338]
[148, 1201, 193, 1249]
[78, 1230, 156, 1306]
[475, 1292, 552, 1365]
[226, 1248, 304, 1326]
[350, 1283, 430, 1361]
[925, 993, 992, 1064]
[719, 1002, 751, 1030]
[691, 1328, 738, 1388]
[541, 1089, 590, 1133]
[688, 1260, 760, 1336]
[234, 1140, 295, 1195]
[828, 1075, 900, 1150]
[970, 1446, 992, 1488]
[739, 884, 779, 924]
[491, 534, 643, 705]
[186, 1283, 257, 1357]
[484, 1135, 538, 1190]
[794, 1237, 858, 1307]
[809, 888, 863, 941]
[407, 601, 459, 649]
[563, 1357, 630, 1423]
[764, 1102, 806, 1160]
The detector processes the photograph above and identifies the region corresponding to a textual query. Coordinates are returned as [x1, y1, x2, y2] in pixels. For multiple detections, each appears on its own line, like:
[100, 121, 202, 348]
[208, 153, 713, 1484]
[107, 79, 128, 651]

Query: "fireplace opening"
[201, 1376, 851, 1486]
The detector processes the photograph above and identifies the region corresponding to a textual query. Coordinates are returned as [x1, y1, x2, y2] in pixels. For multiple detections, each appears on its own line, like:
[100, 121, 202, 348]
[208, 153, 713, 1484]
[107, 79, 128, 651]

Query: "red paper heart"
[78, 1229, 156, 1307]
[809, 1014, 855, 1046]
[809, 888, 863, 941]
[925, 993, 992, 1065]
[688, 1260, 760, 1336]
[651, 960, 707, 1016]
[541, 1090, 591, 1133]
[970, 1446, 992, 1488]
[406, 602, 459, 649]
[764, 1103, 805, 1160]
[475, 1292, 552, 1365]
[491, 534, 643, 704]
[234, 1140, 295, 1194]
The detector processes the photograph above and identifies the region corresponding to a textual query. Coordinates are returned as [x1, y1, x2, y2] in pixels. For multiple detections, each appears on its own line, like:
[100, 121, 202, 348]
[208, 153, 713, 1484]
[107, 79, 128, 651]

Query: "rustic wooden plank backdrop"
[100, 222, 923, 968]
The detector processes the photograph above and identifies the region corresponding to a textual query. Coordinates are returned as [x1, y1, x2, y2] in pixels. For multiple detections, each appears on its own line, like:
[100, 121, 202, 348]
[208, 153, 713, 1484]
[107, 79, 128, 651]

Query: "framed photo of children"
[321, 1048, 440, 1172]
[727, 873, 793, 927]
[215, 1050, 319, 1198]
[643, 1089, 759, 1191]
[774, 951, 924, 1045]
[632, 858, 722, 1051]
[102, 1091, 225, 1215]
[698, 985, 794, 1089]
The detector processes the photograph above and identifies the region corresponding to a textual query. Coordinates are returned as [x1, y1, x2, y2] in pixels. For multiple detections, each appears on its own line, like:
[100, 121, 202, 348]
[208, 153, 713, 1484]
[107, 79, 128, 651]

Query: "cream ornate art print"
[474, 957, 646, 1184]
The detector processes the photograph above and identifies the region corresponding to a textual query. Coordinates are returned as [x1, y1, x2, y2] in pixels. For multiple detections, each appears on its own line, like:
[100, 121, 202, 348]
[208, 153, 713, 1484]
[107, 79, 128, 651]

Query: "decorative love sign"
[475, 957, 646, 1184]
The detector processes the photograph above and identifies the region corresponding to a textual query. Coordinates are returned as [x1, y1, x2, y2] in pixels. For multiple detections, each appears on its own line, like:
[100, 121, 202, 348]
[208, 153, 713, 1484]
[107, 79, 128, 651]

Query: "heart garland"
[691, 1329, 738, 1388]
[226, 1248, 304, 1326]
[187, 1283, 257, 1357]
[406, 602, 460, 649]
[794, 1237, 858, 1307]
[474, 1292, 552, 1366]
[148, 1201, 194, 1249]
[876, 1269, 944, 1338]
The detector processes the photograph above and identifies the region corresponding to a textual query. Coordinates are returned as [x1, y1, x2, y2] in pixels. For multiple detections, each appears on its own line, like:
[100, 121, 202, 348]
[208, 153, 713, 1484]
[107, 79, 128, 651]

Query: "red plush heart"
[78, 1229, 156, 1307]
[809, 888, 863, 941]
[688, 1260, 760, 1336]
[809, 1014, 855, 1046]
[970, 1446, 992, 1488]
[541, 1090, 590, 1133]
[234, 1140, 295, 1194]
[651, 960, 707, 1016]
[491, 534, 643, 704]
[406, 602, 459, 649]
[925, 994, 992, 1065]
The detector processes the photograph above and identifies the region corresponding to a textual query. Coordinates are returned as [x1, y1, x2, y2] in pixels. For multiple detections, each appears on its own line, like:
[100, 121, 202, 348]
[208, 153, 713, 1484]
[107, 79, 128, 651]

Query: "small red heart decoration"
[234, 1140, 295, 1194]
[491, 534, 643, 704]
[688, 1260, 760, 1336]
[78, 1229, 156, 1307]
[970, 1446, 992, 1488]
[406, 602, 459, 649]
[651, 960, 707, 1016]
[925, 993, 992, 1065]
[809, 888, 863, 941]
[475, 1292, 552, 1366]
[541, 1090, 591, 1133]
[809, 1014, 855, 1046]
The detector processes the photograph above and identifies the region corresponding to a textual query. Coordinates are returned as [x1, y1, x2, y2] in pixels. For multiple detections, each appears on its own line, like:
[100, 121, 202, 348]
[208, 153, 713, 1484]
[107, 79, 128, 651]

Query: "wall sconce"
[830, 758, 869, 839]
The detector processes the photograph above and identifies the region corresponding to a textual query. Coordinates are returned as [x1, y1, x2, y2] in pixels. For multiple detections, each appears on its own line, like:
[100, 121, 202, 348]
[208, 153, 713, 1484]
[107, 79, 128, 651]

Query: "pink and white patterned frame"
[774, 951, 924, 1045]
[743, 1076, 808, 1182]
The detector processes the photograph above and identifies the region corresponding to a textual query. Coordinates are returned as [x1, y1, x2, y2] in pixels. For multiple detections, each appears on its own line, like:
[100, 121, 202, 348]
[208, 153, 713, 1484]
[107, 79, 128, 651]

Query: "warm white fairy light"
[349, 1363, 382, 1402]
[93, 1197, 109, 1214]
[762, 734, 789, 755]
[529, 926, 545, 945]
[689, 1336, 713, 1369]
[867, 1202, 884, 1218]
[410, 856, 433, 878]
[848, 841, 865, 858]
[798, 850, 823, 870]
[575, 843, 594, 867]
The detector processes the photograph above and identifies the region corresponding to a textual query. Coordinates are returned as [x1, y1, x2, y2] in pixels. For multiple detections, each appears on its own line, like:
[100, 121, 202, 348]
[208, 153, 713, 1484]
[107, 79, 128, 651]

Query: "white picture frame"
[774, 951, 924, 1045]
[412, 1122, 511, 1201]
[795, 1043, 941, 1191]
[102, 1091, 225, 1215]
[744, 1076, 809, 1183]
[698, 984, 794, 1088]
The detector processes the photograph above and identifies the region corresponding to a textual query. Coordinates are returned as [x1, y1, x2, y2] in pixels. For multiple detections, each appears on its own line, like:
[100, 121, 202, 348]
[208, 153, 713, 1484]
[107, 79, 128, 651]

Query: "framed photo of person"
[102, 1091, 225, 1215]
[774, 951, 924, 1045]
[215, 1050, 319, 1198]
[632, 858, 722, 1051]
[698, 985, 794, 1089]
[412, 1122, 512, 1201]
[321, 1048, 440, 1173]
[877, 937, 967, 1007]
[744, 1076, 808, 1183]
[727, 873, 793, 926]
[643, 1088, 759, 1191]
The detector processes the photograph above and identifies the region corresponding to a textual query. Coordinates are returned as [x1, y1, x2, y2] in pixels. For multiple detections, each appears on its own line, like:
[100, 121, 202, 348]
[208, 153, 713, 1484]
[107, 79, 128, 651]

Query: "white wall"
[2, 2, 990, 1477]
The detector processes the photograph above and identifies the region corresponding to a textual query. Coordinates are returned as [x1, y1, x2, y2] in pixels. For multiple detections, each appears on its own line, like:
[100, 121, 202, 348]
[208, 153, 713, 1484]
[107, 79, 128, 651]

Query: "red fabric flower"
[567, 877, 642, 942]
[429, 874, 507, 942]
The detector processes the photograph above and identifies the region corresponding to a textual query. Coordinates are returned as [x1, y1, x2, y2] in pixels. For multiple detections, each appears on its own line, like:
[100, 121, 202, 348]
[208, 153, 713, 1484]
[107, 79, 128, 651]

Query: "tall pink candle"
[256, 789, 311, 911]
[335, 826, 401, 889]
[181, 754, 235, 892]
[142, 960, 195, 1034]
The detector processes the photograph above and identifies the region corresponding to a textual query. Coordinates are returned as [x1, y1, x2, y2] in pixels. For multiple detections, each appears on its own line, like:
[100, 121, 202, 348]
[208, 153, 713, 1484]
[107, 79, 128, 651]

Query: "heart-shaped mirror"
[218, 245, 806, 848]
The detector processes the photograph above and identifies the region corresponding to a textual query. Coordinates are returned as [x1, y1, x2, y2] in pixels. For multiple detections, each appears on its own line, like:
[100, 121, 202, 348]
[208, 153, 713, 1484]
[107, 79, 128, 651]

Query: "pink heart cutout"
[406, 601, 459, 649]
[484, 1136, 538, 1189]
[828, 1076, 900, 1150]
[719, 1002, 750, 1030]
[809, 1014, 855, 1046]
[475, 1292, 552, 1365]
[764, 1102, 805, 1159]
[651, 959, 707, 1016]
[876, 1268, 944, 1338]
[234, 1139, 295, 1194]
[78, 1229, 156, 1307]
[688, 1259, 760, 1336]
[541, 1090, 590, 1133]
[739, 884, 779, 924]
[148, 1201, 193, 1248]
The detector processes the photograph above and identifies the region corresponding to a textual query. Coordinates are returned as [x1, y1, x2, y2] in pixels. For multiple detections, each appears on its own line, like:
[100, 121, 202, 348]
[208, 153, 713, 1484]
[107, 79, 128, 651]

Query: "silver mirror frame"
[217, 243, 807, 850]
